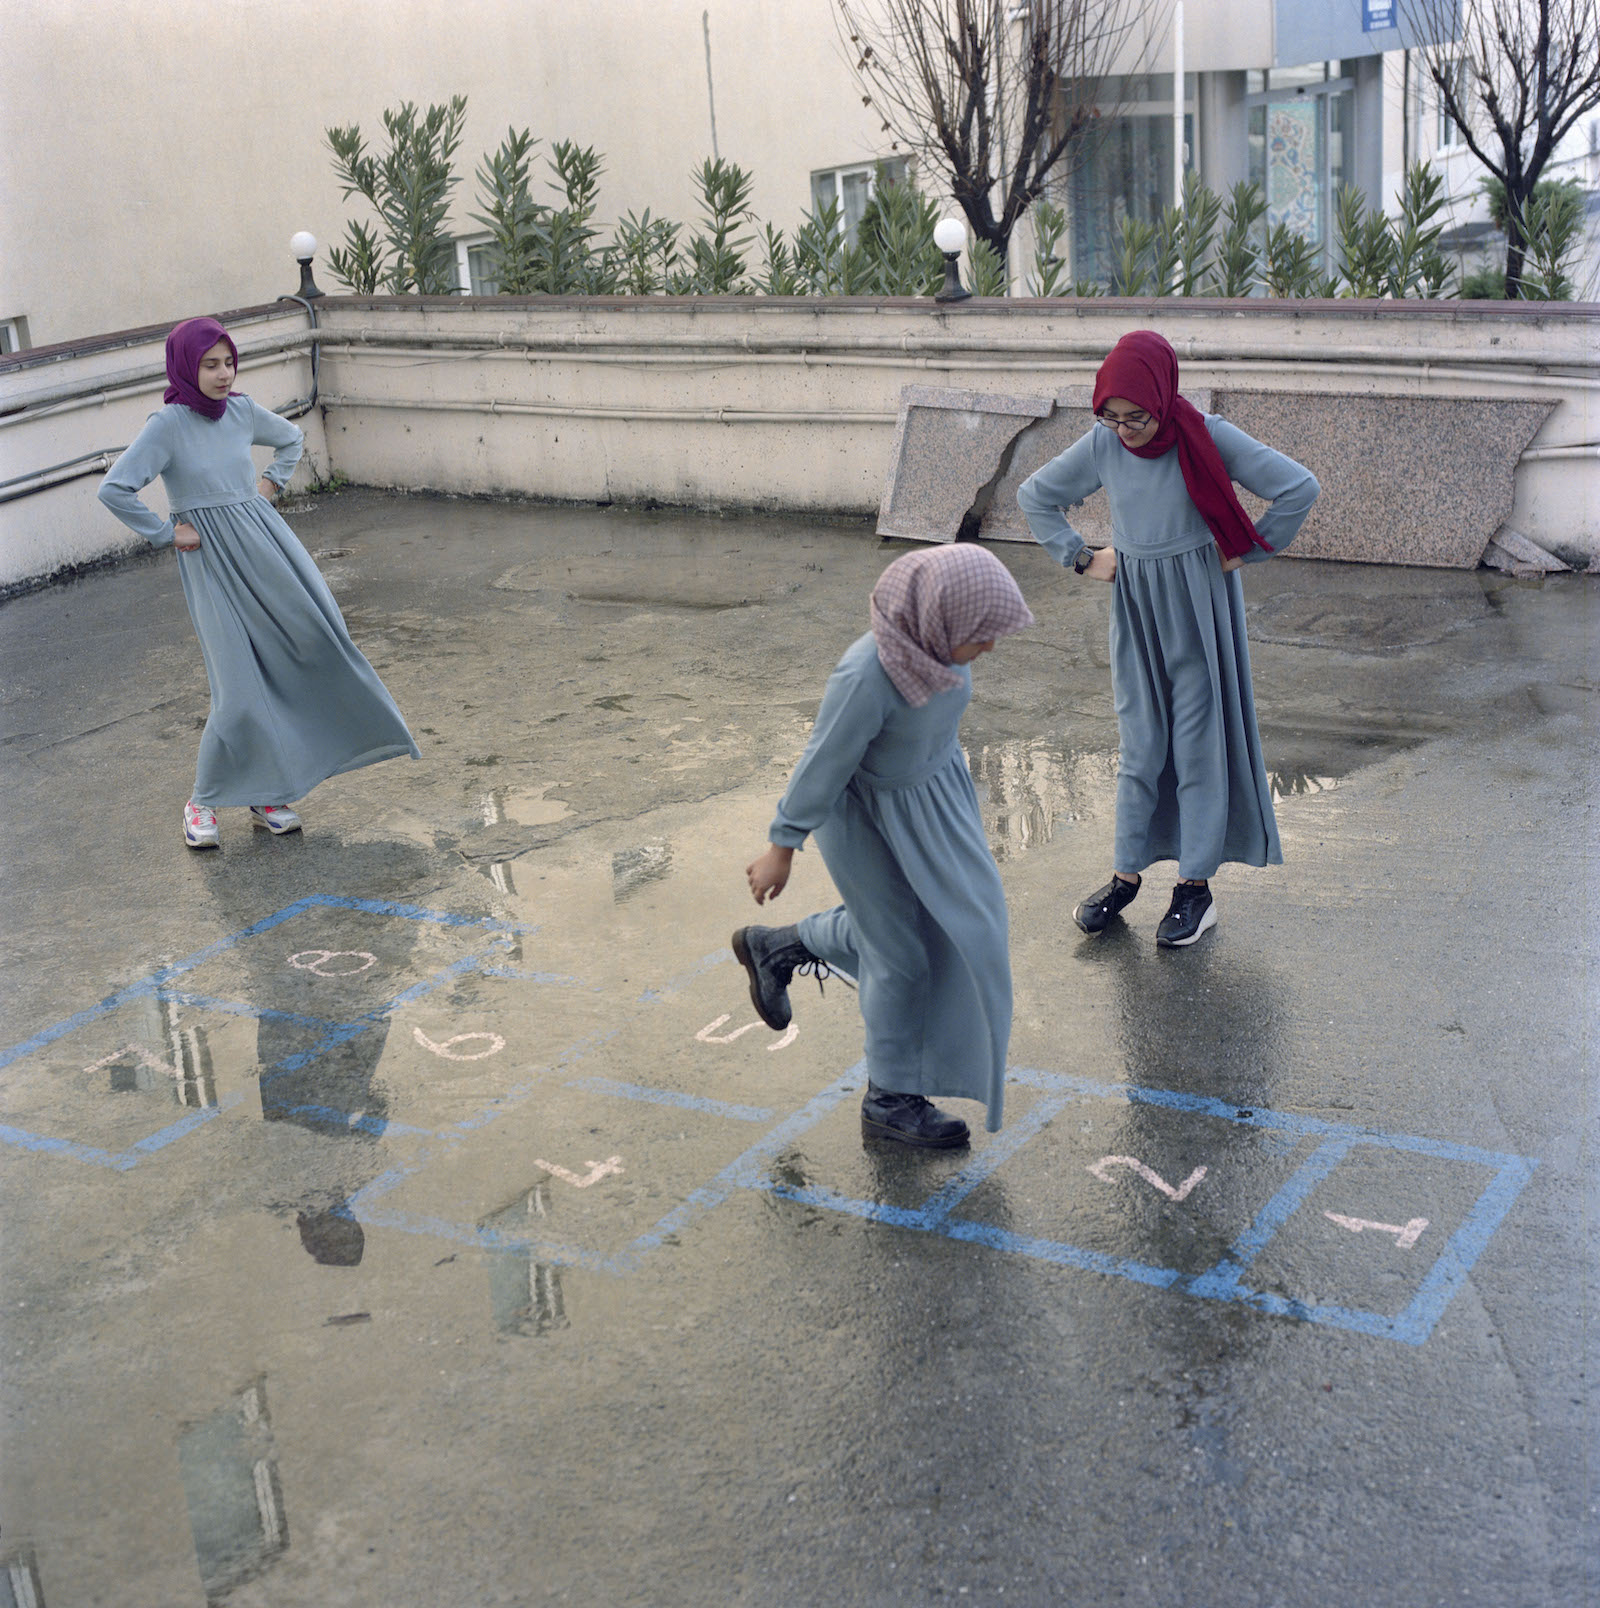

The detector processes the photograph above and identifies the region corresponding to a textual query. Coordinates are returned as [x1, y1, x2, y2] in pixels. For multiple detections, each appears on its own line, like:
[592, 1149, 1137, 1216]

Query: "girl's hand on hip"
[1219, 550, 1244, 573]
[173, 521, 200, 551]
[1083, 547, 1117, 582]
[257, 477, 277, 502]
[746, 844, 794, 905]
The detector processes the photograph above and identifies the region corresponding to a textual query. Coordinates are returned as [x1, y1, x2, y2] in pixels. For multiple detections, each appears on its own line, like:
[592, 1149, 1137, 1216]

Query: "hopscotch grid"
[0, 904, 1538, 1345]
[0, 898, 541, 1168]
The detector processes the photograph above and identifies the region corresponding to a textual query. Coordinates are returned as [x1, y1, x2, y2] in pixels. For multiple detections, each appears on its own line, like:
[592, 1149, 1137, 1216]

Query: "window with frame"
[1246, 61, 1355, 255]
[1068, 74, 1197, 286]
[454, 237, 501, 296]
[0, 316, 29, 355]
[1436, 59, 1469, 150]
[810, 157, 910, 243]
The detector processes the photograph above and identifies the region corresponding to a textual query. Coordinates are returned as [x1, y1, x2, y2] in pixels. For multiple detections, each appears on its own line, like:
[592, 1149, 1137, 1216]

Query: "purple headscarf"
[164, 317, 239, 421]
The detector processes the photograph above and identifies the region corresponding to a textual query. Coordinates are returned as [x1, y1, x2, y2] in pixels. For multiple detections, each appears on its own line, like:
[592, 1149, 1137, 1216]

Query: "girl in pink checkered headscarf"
[731, 543, 1035, 1147]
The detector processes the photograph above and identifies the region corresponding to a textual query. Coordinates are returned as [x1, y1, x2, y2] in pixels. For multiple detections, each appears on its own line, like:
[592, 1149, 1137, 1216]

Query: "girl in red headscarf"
[1017, 330, 1319, 946]
[100, 317, 418, 849]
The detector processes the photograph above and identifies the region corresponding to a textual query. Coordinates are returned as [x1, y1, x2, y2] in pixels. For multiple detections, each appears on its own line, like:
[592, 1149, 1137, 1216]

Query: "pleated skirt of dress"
[1109, 546, 1280, 881]
[796, 749, 1013, 1132]
[176, 499, 420, 806]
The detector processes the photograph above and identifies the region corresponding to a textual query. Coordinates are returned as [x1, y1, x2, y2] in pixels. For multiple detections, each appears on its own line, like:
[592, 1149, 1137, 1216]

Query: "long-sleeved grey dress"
[771, 633, 1012, 1132]
[99, 397, 419, 806]
[1018, 415, 1318, 881]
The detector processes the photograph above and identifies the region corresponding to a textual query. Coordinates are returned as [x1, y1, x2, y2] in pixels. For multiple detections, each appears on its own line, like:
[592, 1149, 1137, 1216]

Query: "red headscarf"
[164, 317, 240, 421]
[1092, 330, 1267, 560]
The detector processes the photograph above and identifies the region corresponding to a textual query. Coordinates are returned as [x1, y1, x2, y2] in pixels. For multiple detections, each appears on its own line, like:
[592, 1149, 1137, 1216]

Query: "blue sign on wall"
[1364, 0, 1396, 28]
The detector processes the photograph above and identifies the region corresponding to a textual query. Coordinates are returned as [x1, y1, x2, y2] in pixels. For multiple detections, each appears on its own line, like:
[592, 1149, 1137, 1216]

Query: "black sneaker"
[1073, 875, 1140, 935]
[1156, 883, 1217, 947]
[731, 924, 828, 1031]
[860, 1083, 970, 1149]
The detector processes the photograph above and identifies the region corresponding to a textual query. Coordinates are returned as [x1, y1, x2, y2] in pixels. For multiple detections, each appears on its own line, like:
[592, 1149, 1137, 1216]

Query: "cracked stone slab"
[980, 386, 1212, 546]
[876, 385, 1053, 543]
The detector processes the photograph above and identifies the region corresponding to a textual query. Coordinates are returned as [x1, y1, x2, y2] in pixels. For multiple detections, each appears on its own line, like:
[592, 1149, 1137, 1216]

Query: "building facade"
[3, 0, 1585, 352]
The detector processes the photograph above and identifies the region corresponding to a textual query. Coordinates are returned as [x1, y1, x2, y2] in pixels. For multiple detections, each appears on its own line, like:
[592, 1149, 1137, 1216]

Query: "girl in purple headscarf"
[732, 544, 1035, 1146]
[99, 317, 418, 848]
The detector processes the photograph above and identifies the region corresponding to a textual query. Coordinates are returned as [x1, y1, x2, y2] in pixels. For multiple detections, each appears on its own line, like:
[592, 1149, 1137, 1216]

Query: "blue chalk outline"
[0, 904, 1538, 1344]
[746, 1067, 1538, 1346]
[349, 1060, 1536, 1344]
[0, 895, 538, 1165]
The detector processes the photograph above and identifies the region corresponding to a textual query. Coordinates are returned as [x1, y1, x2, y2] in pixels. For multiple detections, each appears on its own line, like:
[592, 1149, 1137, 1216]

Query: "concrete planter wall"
[2, 295, 1594, 591]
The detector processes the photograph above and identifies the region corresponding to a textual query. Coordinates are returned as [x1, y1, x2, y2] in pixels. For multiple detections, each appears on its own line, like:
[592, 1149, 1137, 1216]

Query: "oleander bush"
[325, 98, 1583, 301]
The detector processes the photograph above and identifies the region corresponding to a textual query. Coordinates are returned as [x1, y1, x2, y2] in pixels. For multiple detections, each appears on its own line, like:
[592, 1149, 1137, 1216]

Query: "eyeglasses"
[1096, 411, 1153, 434]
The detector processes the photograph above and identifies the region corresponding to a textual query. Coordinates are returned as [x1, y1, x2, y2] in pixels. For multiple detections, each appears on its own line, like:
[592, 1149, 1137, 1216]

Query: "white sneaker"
[183, 800, 220, 850]
[250, 804, 302, 835]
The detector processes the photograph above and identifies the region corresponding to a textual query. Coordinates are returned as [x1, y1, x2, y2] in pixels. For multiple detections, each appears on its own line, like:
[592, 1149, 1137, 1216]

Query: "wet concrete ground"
[1, 489, 1594, 1607]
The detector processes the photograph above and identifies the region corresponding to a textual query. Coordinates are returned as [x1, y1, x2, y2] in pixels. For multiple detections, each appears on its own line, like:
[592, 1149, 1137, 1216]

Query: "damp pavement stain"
[0, 489, 1594, 1608]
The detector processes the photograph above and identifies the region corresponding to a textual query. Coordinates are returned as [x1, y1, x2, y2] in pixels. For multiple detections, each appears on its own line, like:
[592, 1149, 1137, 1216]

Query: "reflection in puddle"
[177, 1380, 288, 1605]
[968, 736, 1401, 852]
[100, 999, 219, 1109]
[1269, 770, 1338, 802]
[0, 1550, 44, 1608]
[478, 787, 573, 828]
[613, 841, 673, 902]
[967, 739, 1117, 861]
[296, 1210, 365, 1267]
[483, 1180, 569, 1337]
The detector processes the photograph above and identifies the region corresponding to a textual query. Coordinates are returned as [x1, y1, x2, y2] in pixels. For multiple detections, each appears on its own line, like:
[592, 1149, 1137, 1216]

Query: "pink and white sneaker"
[250, 804, 302, 835]
[183, 800, 220, 850]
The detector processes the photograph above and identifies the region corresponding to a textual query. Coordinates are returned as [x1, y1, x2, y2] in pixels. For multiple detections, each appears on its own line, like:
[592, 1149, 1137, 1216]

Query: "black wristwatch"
[1073, 546, 1095, 574]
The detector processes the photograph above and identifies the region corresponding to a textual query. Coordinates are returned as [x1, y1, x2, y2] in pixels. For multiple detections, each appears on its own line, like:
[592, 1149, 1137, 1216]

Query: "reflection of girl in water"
[733, 544, 1035, 1148]
[98, 316, 418, 850]
[1018, 330, 1319, 948]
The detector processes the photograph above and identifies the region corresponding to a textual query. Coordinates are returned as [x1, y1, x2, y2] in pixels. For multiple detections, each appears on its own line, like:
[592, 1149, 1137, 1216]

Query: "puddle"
[477, 786, 573, 828]
[967, 738, 1118, 861]
[613, 840, 673, 901]
[965, 727, 1425, 856]
[1261, 725, 1427, 799]
[178, 1381, 289, 1602]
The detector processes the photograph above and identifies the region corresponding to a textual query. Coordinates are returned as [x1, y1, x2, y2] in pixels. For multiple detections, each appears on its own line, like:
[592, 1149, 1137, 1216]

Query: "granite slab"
[1211, 390, 1555, 569]
[877, 384, 1053, 542]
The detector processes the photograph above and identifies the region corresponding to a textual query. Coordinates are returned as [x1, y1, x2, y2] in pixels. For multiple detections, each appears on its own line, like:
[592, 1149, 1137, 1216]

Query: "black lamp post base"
[933, 252, 972, 303]
[295, 260, 325, 300]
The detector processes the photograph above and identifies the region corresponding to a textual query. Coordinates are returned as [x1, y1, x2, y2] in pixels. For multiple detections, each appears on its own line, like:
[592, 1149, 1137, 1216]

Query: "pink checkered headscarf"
[870, 544, 1035, 707]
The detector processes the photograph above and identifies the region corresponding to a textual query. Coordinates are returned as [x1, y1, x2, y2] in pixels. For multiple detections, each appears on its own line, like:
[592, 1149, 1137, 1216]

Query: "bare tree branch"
[1401, 0, 1600, 294]
[833, 0, 1165, 270]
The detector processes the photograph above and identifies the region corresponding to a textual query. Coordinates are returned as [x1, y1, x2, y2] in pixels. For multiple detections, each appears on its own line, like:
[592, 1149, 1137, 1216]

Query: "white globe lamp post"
[932, 216, 972, 303]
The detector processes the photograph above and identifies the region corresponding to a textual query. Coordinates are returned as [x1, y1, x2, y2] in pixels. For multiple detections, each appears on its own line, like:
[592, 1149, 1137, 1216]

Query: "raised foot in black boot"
[860, 1083, 970, 1150]
[731, 924, 832, 1031]
[1073, 873, 1139, 935]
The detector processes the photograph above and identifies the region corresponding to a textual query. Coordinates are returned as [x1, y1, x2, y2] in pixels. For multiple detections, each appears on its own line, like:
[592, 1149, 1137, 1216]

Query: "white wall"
[0, 0, 888, 346]
[3, 296, 1592, 591]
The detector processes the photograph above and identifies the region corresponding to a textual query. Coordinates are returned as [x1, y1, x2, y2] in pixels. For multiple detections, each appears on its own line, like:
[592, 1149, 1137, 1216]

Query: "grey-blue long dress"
[1018, 416, 1319, 881]
[99, 396, 419, 806]
[771, 633, 1012, 1132]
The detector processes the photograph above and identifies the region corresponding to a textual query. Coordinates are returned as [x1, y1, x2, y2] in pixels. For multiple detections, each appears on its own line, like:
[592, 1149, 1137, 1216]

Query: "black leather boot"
[731, 924, 826, 1031]
[860, 1082, 971, 1149]
[1073, 874, 1140, 935]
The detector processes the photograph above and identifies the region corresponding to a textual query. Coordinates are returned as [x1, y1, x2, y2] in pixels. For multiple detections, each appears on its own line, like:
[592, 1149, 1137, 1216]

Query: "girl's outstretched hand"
[746, 844, 794, 905]
[1083, 547, 1117, 582]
